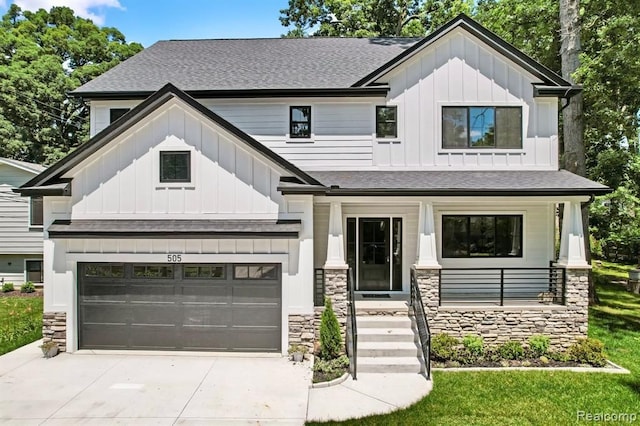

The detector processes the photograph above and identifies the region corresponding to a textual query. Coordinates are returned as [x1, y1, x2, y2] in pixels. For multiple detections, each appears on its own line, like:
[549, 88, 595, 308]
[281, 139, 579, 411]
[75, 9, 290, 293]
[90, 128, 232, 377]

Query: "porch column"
[557, 201, 589, 268]
[415, 201, 441, 268]
[324, 201, 348, 269]
[322, 201, 347, 345]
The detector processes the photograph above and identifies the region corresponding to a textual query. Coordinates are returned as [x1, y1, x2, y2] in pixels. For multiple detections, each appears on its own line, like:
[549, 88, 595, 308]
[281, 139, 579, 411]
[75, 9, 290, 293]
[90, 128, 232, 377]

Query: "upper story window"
[290, 106, 311, 138]
[109, 108, 130, 124]
[30, 197, 43, 227]
[442, 106, 522, 149]
[376, 106, 397, 138]
[159, 151, 191, 183]
[442, 215, 523, 258]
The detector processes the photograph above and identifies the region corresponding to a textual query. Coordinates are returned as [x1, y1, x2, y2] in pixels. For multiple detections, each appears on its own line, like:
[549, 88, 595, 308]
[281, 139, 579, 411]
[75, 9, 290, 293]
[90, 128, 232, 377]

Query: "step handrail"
[410, 269, 431, 379]
[346, 267, 357, 380]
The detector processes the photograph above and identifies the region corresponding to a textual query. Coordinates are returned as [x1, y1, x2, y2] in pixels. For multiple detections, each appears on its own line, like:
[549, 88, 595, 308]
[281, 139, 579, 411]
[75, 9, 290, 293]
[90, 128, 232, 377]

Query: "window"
[159, 151, 190, 183]
[442, 106, 522, 149]
[290, 106, 311, 138]
[30, 197, 43, 227]
[133, 265, 174, 278]
[442, 215, 522, 258]
[26, 260, 43, 283]
[84, 264, 125, 278]
[376, 106, 397, 138]
[183, 265, 225, 279]
[234, 264, 278, 280]
[109, 108, 130, 123]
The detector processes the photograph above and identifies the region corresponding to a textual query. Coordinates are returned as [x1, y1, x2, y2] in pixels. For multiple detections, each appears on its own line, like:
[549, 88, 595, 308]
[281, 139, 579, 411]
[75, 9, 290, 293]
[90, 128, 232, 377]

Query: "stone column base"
[43, 312, 66, 352]
[288, 314, 315, 353]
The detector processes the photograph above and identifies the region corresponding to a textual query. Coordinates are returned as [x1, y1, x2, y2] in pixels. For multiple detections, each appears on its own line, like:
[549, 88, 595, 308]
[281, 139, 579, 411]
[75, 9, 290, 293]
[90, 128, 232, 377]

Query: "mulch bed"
[0, 290, 43, 298]
[434, 359, 591, 368]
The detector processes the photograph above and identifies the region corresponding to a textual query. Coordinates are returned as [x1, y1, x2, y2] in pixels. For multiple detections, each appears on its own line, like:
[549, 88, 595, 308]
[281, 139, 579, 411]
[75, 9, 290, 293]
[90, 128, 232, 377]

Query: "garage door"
[78, 263, 281, 352]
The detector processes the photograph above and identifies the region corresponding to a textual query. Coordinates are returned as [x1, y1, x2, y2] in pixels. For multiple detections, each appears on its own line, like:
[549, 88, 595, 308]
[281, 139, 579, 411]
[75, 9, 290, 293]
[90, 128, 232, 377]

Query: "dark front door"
[359, 218, 391, 291]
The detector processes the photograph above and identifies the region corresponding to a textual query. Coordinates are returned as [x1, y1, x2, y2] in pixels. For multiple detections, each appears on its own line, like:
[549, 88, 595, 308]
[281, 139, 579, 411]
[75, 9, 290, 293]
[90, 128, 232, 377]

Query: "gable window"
[109, 108, 130, 124]
[442, 215, 522, 258]
[442, 106, 522, 149]
[30, 197, 43, 227]
[159, 151, 191, 183]
[376, 106, 397, 138]
[290, 106, 311, 138]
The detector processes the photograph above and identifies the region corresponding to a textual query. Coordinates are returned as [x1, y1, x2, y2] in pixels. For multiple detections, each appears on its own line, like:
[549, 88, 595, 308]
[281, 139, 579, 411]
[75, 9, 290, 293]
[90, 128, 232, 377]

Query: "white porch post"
[557, 201, 589, 268]
[324, 201, 348, 268]
[415, 201, 441, 269]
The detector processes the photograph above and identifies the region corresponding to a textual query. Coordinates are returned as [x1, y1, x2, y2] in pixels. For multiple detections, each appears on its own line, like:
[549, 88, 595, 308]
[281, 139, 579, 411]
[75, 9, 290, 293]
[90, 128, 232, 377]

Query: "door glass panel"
[359, 218, 390, 291]
[392, 218, 402, 291]
[346, 218, 357, 284]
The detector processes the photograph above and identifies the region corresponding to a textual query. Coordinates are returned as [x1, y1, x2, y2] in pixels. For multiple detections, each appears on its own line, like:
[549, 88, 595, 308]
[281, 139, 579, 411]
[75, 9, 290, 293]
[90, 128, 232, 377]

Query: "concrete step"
[355, 301, 410, 316]
[357, 356, 424, 374]
[358, 341, 420, 357]
[357, 327, 417, 343]
[356, 316, 413, 329]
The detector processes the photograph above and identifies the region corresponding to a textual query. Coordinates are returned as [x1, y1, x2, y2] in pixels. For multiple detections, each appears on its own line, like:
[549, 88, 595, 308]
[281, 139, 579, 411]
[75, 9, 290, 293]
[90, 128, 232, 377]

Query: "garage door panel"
[129, 283, 176, 301]
[80, 324, 129, 349]
[232, 306, 280, 327]
[181, 327, 230, 350]
[180, 284, 229, 303]
[183, 305, 231, 326]
[130, 305, 179, 326]
[231, 329, 280, 352]
[80, 304, 129, 324]
[129, 325, 177, 349]
[81, 283, 127, 301]
[232, 285, 279, 304]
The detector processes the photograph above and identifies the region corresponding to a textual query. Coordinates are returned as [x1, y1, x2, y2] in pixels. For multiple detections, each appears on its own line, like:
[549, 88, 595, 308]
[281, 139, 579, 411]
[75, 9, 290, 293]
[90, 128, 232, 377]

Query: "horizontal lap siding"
[0, 186, 43, 254]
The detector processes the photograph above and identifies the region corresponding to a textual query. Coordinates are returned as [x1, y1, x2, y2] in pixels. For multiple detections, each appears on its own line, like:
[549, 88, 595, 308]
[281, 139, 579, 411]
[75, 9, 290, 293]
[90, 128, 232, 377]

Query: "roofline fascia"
[353, 14, 571, 88]
[533, 84, 582, 98]
[282, 187, 612, 197]
[48, 230, 300, 239]
[0, 158, 43, 175]
[70, 86, 391, 101]
[13, 180, 72, 196]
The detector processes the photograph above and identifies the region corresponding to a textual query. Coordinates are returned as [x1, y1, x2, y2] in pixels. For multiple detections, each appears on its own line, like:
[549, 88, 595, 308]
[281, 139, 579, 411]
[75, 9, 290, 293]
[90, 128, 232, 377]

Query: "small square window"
[30, 197, 43, 227]
[109, 108, 130, 124]
[376, 106, 397, 138]
[160, 151, 191, 183]
[290, 106, 311, 138]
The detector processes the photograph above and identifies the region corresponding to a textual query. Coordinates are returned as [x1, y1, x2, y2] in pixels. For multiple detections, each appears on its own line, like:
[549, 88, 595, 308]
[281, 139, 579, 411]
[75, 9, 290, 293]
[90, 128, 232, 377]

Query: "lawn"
[310, 264, 640, 426]
[0, 295, 43, 355]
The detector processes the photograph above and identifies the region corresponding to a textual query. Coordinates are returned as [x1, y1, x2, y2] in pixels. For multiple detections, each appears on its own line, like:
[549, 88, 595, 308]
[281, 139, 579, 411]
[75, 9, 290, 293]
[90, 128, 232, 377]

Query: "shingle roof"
[0, 157, 46, 174]
[73, 37, 418, 95]
[289, 170, 611, 196]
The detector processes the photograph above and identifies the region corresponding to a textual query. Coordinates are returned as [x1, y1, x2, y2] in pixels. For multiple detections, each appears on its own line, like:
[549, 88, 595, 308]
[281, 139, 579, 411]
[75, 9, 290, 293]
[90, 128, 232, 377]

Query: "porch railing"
[439, 267, 566, 306]
[346, 267, 357, 380]
[410, 269, 432, 379]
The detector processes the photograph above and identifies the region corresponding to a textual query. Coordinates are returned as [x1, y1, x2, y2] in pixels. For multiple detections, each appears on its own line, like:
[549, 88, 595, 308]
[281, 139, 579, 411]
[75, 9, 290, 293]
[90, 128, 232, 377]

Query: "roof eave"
[533, 84, 582, 98]
[320, 188, 612, 197]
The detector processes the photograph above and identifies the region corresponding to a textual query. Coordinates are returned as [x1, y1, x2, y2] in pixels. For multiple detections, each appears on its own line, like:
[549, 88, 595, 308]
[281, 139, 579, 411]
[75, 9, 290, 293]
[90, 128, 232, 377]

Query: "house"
[17, 15, 609, 361]
[0, 157, 45, 287]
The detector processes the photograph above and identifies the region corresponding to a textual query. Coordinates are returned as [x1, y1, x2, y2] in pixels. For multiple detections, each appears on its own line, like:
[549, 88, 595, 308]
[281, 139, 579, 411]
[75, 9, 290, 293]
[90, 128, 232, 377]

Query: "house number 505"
[167, 254, 182, 263]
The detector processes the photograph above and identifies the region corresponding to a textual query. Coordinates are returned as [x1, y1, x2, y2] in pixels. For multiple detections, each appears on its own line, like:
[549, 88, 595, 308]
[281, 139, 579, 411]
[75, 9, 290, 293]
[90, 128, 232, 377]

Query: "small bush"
[20, 282, 36, 293]
[567, 338, 607, 367]
[548, 351, 569, 362]
[313, 355, 349, 382]
[462, 335, 484, 358]
[319, 297, 342, 360]
[431, 333, 459, 361]
[2, 282, 14, 293]
[499, 340, 524, 360]
[528, 334, 550, 357]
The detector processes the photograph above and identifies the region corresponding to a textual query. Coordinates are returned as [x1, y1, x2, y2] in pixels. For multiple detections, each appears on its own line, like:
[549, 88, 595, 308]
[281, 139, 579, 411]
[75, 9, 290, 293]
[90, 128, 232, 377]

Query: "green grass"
[309, 264, 640, 426]
[0, 296, 43, 355]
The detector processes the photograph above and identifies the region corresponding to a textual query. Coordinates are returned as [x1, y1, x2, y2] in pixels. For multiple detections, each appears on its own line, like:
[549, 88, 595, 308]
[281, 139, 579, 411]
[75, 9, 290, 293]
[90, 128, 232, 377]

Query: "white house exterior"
[0, 158, 45, 287]
[18, 15, 609, 357]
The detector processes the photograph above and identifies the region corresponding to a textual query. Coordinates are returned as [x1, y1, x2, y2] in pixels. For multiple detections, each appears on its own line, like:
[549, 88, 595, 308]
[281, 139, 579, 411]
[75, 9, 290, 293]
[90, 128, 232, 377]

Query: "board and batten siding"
[72, 99, 287, 220]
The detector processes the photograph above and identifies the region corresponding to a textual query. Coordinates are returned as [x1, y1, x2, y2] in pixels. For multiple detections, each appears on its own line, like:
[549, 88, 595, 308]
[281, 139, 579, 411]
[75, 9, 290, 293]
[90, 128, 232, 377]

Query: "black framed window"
[160, 151, 191, 183]
[183, 265, 225, 279]
[26, 260, 43, 283]
[290, 106, 311, 138]
[109, 108, 130, 123]
[442, 215, 522, 258]
[442, 106, 522, 149]
[30, 197, 43, 227]
[133, 265, 174, 278]
[84, 264, 125, 278]
[376, 106, 397, 138]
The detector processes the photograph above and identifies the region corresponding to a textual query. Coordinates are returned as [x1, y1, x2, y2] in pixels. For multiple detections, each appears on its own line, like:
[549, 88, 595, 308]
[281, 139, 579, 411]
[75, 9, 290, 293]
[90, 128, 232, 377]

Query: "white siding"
[0, 181, 43, 255]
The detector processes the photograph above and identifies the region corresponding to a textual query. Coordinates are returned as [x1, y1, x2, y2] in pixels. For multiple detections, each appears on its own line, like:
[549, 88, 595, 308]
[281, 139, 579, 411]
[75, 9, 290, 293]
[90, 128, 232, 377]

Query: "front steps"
[353, 301, 425, 374]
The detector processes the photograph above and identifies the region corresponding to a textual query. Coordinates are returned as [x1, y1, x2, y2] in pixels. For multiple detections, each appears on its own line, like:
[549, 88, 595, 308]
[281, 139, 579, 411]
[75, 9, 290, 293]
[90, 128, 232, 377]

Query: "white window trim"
[286, 105, 314, 143]
[374, 103, 401, 142]
[437, 101, 527, 154]
[153, 145, 197, 189]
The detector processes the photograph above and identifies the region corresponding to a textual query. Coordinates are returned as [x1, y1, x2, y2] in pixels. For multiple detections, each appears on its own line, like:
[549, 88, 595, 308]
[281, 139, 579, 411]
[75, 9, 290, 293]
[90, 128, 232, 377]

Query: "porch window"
[290, 106, 311, 138]
[442, 215, 522, 258]
[442, 106, 522, 149]
[376, 106, 397, 138]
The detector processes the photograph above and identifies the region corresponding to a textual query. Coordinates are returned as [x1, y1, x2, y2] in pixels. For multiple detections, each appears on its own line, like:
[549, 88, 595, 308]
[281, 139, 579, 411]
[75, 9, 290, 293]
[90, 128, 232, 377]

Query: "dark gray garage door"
[78, 263, 281, 352]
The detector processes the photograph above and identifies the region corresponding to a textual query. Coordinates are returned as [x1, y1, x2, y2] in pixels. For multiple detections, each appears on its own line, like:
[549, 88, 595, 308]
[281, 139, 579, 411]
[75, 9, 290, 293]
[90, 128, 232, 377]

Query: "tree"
[279, 0, 473, 37]
[0, 5, 142, 165]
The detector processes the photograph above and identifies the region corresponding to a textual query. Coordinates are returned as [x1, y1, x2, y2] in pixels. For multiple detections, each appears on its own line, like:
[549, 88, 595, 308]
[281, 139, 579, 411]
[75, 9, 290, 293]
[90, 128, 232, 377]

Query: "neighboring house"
[18, 15, 609, 361]
[0, 158, 45, 286]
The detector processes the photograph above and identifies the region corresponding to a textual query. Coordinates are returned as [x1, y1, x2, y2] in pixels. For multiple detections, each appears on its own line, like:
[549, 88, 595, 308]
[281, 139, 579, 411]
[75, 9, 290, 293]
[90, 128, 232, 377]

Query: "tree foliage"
[0, 4, 142, 165]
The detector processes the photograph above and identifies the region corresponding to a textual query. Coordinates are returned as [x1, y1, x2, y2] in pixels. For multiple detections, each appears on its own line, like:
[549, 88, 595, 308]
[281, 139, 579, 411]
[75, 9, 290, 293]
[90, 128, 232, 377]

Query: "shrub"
[499, 340, 525, 360]
[567, 338, 607, 367]
[2, 282, 14, 293]
[313, 354, 349, 374]
[548, 351, 569, 362]
[431, 333, 459, 361]
[462, 335, 484, 358]
[319, 297, 342, 360]
[528, 334, 550, 357]
[20, 282, 36, 293]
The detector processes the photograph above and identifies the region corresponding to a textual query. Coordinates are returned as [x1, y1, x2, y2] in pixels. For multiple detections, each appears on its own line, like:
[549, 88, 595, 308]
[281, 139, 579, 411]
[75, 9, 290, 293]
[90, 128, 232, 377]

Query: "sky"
[0, 0, 291, 46]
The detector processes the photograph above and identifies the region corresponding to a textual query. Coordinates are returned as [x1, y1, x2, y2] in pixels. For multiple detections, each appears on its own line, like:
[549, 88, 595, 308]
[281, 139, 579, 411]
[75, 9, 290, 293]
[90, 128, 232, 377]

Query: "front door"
[359, 218, 390, 291]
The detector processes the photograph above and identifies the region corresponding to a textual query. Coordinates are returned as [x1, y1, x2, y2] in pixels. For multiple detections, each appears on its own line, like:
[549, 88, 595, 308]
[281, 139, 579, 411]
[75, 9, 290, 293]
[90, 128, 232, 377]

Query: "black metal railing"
[439, 267, 566, 306]
[346, 267, 357, 380]
[410, 269, 432, 379]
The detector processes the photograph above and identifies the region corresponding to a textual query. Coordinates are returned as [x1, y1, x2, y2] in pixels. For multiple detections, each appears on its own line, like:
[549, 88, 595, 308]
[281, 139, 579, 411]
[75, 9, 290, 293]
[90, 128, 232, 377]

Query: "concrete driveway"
[0, 341, 312, 425]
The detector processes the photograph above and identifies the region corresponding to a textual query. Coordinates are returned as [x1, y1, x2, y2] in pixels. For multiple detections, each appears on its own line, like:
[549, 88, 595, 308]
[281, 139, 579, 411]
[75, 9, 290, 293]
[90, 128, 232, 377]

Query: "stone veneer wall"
[42, 312, 66, 352]
[288, 314, 315, 353]
[413, 267, 589, 350]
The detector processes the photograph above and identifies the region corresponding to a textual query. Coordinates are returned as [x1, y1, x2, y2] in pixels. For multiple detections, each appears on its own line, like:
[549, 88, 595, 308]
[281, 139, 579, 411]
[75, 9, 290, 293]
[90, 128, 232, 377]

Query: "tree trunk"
[560, 0, 597, 304]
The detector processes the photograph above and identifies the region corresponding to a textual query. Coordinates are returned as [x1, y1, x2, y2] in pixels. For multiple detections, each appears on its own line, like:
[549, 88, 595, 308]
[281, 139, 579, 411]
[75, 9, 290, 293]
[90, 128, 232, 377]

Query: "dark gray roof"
[48, 219, 301, 239]
[293, 170, 610, 196]
[73, 37, 418, 95]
